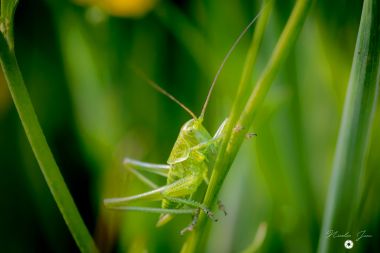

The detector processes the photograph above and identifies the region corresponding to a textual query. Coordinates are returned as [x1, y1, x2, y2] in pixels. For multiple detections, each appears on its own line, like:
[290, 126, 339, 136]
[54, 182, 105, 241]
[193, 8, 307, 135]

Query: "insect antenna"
[199, 9, 265, 119]
[132, 67, 197, 119]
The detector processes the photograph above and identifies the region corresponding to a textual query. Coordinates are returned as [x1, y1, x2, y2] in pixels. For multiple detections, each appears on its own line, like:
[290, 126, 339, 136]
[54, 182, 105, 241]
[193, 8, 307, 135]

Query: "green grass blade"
[181, 1, 312, 252]
[0, 6, 98, 253]
[318, 0, 380, 252]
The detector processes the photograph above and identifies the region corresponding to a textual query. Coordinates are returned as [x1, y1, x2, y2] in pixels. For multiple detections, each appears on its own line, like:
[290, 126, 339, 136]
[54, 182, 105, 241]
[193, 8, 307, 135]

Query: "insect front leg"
[213, 118, 229, 140]
[217, 200, 228, 216]
[191, 118, 229, 157]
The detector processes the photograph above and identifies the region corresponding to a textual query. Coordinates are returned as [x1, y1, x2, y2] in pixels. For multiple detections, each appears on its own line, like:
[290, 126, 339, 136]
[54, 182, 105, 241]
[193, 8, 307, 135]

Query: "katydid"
[104, 12, 262, 234]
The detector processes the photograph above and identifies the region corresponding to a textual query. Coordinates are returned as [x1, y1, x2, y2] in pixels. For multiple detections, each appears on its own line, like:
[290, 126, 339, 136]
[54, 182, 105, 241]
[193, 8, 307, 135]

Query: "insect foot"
[180, 208, 200, 235]
[203, 208, 218, 222]
[246, 133, 257, 139]
[180, 223, 195, 235]
[217, 200, 228, 216]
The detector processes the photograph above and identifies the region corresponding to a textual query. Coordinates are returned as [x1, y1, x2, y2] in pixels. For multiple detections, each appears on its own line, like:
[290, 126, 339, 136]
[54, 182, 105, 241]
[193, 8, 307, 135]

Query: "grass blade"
[318, 0, 380, 252]
[181, 1, 312, 252]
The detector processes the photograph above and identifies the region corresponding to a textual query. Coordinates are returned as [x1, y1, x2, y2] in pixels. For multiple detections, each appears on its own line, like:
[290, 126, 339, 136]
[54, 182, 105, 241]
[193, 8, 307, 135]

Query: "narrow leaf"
[318, 0, 380, 252]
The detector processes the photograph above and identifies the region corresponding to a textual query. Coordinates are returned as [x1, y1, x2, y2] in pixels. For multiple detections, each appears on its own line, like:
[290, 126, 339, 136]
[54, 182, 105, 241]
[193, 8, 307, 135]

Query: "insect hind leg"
[104, 176, 196, 207]
[123, 158, 170, 188]
[180, 208, 200, 235]
[106, 206, 196, 215]
[123, 158, 169, 177]
[129, 168, 158, 189]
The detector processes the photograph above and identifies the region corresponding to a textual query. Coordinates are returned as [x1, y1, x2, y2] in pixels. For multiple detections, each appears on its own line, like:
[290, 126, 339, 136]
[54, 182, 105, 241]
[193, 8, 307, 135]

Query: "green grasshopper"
[104, 13, 261, 234]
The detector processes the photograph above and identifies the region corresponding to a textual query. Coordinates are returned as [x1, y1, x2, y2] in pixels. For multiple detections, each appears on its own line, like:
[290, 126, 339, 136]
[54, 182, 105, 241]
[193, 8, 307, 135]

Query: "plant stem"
[182, 1, 312, 252]
[318, 0, 380, 252]
[0, 28, 98, 253]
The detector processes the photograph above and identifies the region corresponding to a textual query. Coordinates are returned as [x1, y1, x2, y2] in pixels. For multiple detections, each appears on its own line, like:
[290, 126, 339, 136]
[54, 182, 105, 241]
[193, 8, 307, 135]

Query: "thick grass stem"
[181, 1, 313, 252]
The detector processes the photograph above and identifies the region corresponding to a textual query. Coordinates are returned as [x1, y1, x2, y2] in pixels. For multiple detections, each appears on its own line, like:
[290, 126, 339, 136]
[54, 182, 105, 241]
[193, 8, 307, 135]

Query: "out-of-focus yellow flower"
[75, 0, 157, 18]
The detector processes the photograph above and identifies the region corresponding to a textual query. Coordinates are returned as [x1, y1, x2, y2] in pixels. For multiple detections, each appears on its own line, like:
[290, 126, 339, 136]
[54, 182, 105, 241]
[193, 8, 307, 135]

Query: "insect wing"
[167, 137, 190, 164]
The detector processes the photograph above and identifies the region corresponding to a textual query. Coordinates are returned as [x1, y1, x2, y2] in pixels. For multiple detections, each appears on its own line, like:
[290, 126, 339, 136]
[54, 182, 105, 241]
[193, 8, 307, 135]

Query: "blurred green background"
[0, 0, 378, 252]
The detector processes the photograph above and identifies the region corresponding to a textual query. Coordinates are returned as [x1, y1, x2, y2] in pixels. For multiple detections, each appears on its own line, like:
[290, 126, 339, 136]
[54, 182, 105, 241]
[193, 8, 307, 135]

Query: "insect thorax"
[167, 118, 212, 164]
[163, 118, 213, 205]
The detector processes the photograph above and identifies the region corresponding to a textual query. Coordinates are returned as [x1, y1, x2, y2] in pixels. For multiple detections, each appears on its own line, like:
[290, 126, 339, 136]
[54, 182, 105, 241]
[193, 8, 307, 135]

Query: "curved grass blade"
[0, 3, 98, 252]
